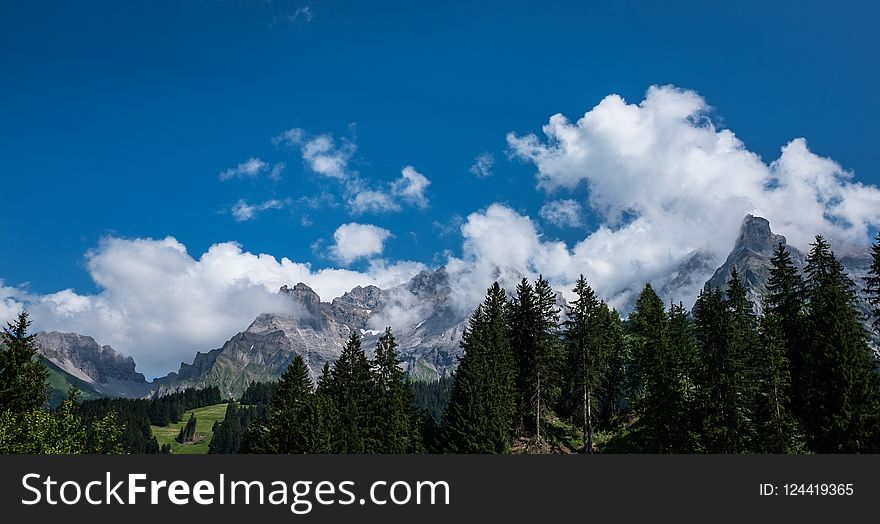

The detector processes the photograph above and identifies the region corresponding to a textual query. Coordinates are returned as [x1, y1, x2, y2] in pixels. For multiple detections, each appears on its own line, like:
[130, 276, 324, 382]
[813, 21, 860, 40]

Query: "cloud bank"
[1, 237, 424, 378]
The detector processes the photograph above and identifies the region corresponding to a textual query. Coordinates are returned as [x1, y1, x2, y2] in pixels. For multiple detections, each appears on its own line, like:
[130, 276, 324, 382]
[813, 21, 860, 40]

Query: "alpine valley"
[33, 215, 878, 401]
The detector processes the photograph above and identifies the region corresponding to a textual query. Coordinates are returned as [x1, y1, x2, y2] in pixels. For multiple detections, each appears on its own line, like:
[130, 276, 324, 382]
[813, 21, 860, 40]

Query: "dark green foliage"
[442, 282, 517, 453]
[210, 401, 268, 454]
[798, 236, 880, 452]
[175, 413, 197, 444]
[753, 314, 804, 453]
[411, 376, 453, 422]
[322, 333, 377, 452]
[866, 232, 880, 335]
[247, 355, 316, 453]
[0, 311, 50, 414]
[693, 273, 754, 453]
[630, 285, 696, 453]
[240, 380, 277, 405]
[371, 328, 422, 453]
[596, 306, 630, 430]
[508, 277, 539, 436]
[562, 275, 605, 453]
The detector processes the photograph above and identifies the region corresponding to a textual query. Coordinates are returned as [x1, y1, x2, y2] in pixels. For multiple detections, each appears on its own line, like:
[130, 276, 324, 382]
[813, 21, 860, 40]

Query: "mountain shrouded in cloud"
[3, 85, 879, 378]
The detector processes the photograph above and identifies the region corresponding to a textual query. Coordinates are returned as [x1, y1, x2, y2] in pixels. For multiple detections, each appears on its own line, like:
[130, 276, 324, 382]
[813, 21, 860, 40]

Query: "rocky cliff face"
[154, 268, 466, 398]
[704, 215, 874, 325]
[34, 331, 152, 398]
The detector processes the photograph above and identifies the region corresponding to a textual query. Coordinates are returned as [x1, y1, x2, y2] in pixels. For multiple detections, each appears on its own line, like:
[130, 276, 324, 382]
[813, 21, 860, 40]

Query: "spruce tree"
[533, 276, 561, 439]
[800, 236, 880, 452]
[507, 277, 536, 436]
[324, 333, 377, 453]
[256, 355, 315, 453]
[754, 314, 804, 453]
[725, 268, 761, 449]
[630, 285, 695, 452]
[562, 275, 604, 453]
[442, 282, 517, 453]
[866, 231, 880, 335]
[765, 243, 807, 414]
[694, 285, 745, 453]
[371, 327, 420, 453]
[596, 305, 629, 430]
[0, 311, 50, 414]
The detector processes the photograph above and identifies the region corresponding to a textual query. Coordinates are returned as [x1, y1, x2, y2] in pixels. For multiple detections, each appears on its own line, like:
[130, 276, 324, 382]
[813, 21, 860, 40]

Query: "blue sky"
[3, 0, 878, 294]
[2, 1, 879, 376]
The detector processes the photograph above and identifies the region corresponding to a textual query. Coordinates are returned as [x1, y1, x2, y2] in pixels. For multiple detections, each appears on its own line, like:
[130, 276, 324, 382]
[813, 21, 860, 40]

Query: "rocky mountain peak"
[735, 214, 787, 256]
[34, 331, 151, 398]
[332, 285, 384, 310]
[407, 267, 450, 296]
[280, 282, 322, 307]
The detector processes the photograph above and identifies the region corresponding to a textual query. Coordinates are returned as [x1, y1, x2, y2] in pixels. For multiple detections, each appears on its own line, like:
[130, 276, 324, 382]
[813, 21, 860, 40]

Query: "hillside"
[150, 403, 228, 455]
[44, 357, 104, 407]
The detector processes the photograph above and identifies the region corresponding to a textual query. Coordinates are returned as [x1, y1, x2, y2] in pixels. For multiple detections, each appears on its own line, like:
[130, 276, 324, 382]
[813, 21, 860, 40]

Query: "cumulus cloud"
[539, 199, 584, 228]
[230, 198, 286, 222]
[501, 85, 880, 307]
[469, 152, 495, 177]
[330, 223, 393, 265]
[274, 128, 355, 181]
[391, 166, 431, 208]
[2, 237, 423, 378]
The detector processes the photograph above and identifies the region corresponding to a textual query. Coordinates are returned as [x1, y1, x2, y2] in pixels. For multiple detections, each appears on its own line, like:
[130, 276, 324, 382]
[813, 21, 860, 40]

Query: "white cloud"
[230, 199, 286, 222]
[274, 128, 355, 181]
[219, 157, 270, 181]
[3, 237, 423, 378]
[349, 190, 400, 214]
[469, 152, 495, 177]
[275, 128, 430, 214]
[330, 223, 393, 265]
[0, 281, 24, 322]
[539, 199, 584, 228]
[503, 85, 880, 307]
[391, 165, 430, 208]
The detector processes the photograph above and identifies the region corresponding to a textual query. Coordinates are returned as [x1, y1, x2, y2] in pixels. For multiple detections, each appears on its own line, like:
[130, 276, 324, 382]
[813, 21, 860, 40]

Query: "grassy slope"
[43, 357, 104, 407]
[150, 403, 228, 455]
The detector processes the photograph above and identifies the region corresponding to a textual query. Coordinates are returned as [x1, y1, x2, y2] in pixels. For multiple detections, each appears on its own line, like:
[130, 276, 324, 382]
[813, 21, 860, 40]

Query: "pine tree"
[176, 413, 197, 444]
[324, 333, 377, 453]
[866, 231, 880, 335]
[442, 282, 516, 453]
[596, 305, 629, 430]
[630, 285, 695, 452]
[694, 286, 743, 453]
[562, 275, 604, 453]
[371, 327, 420, 453]
[753, 314, 804, 453]
[533, 276, 561, 439]
[0, 311, 50, 414]
[725, 268, 761, 450]
[765, 243, 807, 415]
[800, 236, 880, 452]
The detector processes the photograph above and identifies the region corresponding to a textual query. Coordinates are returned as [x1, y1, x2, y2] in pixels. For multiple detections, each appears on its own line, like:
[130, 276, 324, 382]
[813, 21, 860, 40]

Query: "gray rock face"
[704, 215, 806, 312]
[703, 215, 875, 329]
[34, 331, 152, 398]
[155, 268, 466, 398]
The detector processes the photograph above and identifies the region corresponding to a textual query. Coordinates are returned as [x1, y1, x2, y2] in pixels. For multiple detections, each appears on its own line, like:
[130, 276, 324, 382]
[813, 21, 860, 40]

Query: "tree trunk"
[536, 371, 541, 440]
[586, 383, 593, 454]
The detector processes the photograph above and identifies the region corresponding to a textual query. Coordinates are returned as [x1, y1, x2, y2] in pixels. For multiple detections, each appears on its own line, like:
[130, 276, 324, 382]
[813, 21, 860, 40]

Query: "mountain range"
[33, 215, 878, 400]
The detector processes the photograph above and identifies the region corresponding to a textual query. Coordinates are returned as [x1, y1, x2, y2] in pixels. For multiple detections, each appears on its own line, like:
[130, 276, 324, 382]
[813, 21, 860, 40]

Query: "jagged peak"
[279, 282, 322, 302]
[734, 214, 787, 255]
